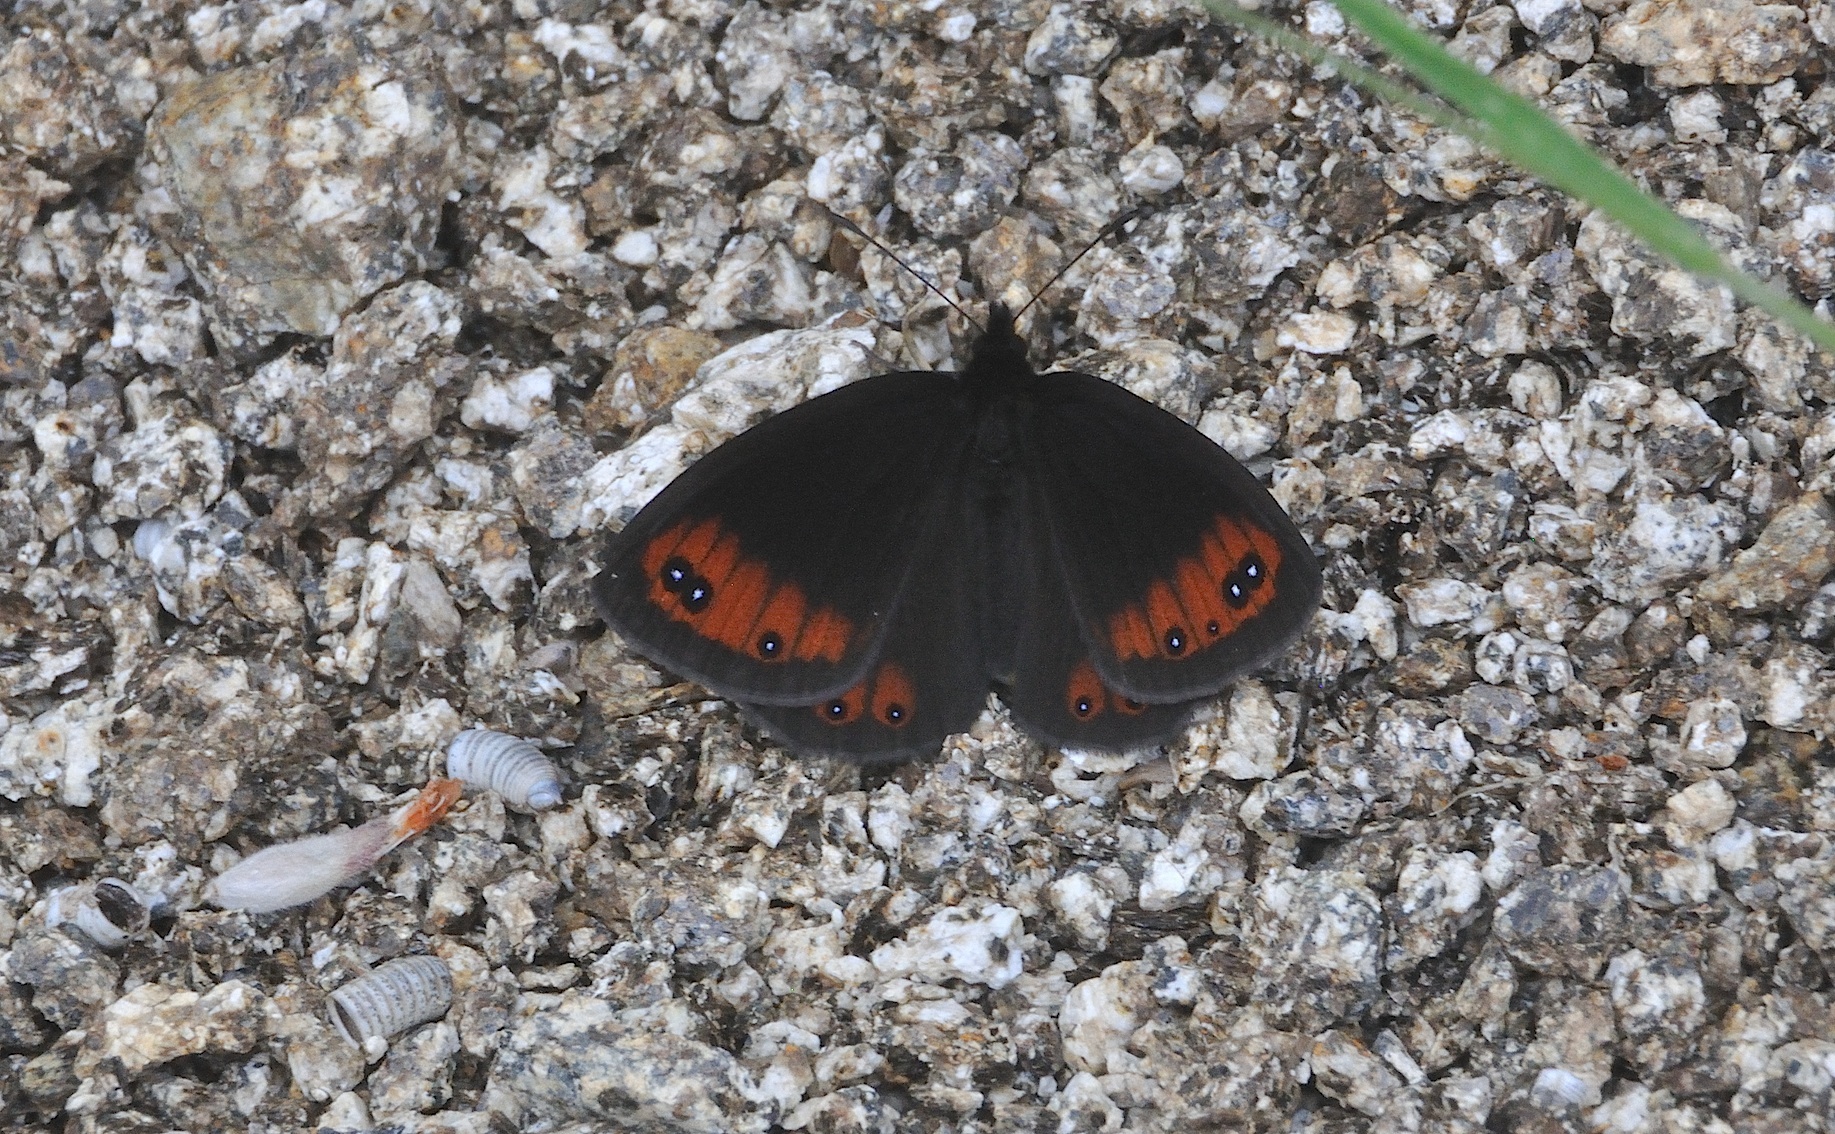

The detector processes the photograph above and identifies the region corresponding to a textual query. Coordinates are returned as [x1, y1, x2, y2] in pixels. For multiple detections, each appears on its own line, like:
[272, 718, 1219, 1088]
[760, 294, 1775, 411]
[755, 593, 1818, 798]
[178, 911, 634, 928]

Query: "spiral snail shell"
[446, 728, 564, 811]
[45, 878, 152, 950]
[1529, 1067, 1591, 1108]
[329, 955, 454, 1046]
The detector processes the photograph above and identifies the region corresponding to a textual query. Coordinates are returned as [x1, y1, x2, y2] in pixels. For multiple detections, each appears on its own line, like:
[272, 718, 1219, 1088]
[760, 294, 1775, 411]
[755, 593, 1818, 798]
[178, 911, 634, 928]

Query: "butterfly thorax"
[963, 303, 1037, 390]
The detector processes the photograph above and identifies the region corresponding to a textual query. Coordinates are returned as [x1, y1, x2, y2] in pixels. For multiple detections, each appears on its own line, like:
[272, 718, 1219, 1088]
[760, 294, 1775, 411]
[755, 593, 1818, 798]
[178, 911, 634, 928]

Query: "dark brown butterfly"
[591, 296, 1321, 763]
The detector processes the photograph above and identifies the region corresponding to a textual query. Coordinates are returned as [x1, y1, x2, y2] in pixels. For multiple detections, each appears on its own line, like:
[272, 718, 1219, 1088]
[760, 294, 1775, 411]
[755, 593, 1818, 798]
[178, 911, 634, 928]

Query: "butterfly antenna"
[1012, 208, 1143, 322]
[824, 208, 984, 333]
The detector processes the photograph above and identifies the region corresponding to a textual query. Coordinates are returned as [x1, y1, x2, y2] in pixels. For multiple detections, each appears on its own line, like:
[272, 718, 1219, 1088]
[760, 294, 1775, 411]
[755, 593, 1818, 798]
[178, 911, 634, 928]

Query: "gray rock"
[1493, 865, 1630, 978]
[484, 992, 774, 1133]
[143, 38, 458, 355]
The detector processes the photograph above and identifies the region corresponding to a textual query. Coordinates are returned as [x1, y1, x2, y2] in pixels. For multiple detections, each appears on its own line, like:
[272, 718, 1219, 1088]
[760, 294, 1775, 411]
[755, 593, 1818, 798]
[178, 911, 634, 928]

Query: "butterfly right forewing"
[1023, 371, 1323, 705]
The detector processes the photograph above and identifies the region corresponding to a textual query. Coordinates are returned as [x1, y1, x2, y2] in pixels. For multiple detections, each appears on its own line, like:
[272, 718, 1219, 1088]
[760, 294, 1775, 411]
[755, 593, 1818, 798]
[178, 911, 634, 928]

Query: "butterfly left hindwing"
[740, 489, 986, 763]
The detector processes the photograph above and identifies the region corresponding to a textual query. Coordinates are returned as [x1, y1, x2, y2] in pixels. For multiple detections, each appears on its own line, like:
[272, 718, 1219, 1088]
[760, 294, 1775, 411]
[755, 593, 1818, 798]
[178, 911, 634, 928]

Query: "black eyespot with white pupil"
[1224, 553, 1268, 608]
[1074, 695, 1095, 717]
[1165, 628, 1187, 655]
[757, 631, 782, 657]
[825, 700, 847, 719]
[660, 556, 713, 612]
[883, 703, 905, 722]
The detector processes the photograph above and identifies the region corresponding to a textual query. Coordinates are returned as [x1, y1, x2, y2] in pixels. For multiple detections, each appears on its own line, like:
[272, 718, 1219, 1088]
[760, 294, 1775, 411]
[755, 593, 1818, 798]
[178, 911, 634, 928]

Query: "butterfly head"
[966, 303, 1035, 386]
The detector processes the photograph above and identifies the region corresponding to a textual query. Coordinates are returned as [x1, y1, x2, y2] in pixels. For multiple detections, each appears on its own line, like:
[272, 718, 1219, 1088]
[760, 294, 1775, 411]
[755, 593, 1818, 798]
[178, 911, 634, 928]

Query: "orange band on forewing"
[795, 607, 853, 662]
[1176, 556, 1229, 645]
[1213, 515, 1248, 566]
[1222, 515, 1282, 619]
[1198, 523, 1233, 582]
[676, 517, 722, 565]
[642, 520, 692, 607]
[1106, 513, 1293, 665]
[754, 583, 808, 660]
[1246, 520, 1283, 576]
[641, 519, 691, 581]
[639, 517, 857, 663]
[702, 560, 771, 647]
[1109, 606, 1156, 662]
[1143, 580, 1191, 658]
[870, 662, 915, 727]
[699, 531, 743, 593]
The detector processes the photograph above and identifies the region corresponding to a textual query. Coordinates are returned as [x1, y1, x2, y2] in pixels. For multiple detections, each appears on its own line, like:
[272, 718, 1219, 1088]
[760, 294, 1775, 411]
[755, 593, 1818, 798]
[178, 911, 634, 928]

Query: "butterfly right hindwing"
[1001, 501, 1200, 749]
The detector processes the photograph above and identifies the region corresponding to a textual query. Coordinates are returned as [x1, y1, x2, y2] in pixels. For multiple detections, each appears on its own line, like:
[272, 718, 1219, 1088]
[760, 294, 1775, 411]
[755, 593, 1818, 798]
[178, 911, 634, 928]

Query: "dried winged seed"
[205, 779, 461, 913]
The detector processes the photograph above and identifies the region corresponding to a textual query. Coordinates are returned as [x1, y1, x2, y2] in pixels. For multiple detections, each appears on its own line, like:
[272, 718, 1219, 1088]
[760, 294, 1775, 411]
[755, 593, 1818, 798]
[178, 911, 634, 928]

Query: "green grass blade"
[1196, 0, 1477, 136]
[1200, 0, 1835, 353]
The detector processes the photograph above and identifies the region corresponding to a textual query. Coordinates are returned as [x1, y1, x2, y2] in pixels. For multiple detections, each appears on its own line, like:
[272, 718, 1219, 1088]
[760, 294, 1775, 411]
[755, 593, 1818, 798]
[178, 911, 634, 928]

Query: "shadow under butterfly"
[591, 227, 1323, 764]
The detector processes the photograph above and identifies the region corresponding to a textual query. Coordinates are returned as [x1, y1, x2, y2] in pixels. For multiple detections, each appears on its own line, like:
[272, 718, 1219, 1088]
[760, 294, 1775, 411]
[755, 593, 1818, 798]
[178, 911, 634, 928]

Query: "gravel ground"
[3, 1, 1834, 1131]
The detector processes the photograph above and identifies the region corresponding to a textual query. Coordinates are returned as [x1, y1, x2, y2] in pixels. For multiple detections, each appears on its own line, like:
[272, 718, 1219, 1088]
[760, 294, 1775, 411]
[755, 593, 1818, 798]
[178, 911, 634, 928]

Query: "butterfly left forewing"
[595, 372, 973, 706]
[1022, 371, 1322, 704]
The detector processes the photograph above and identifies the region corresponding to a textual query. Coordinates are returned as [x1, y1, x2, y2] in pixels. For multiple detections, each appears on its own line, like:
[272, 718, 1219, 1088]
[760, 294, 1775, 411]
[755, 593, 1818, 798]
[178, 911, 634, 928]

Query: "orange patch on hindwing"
[869, 663, 915, 728]
[1107, 514, 1285, 663]
[1066, 659, 1107, 720]
[1065, 658, 1151, 723]
[815, 682, 866, 726]
[815, 661, 917, 730]
[1107, 606, 1156, 663]
[795, 607, 852, 663]
[642, 517, 855, 662]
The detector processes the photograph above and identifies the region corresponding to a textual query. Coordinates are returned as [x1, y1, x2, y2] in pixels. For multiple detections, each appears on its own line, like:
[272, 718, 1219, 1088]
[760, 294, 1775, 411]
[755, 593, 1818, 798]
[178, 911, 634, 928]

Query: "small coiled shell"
[1529, 1066, 1591, 1109]
[44, 879, 152, 950]
[329, 955, 454, 1046]
[447, 728, 564, 811]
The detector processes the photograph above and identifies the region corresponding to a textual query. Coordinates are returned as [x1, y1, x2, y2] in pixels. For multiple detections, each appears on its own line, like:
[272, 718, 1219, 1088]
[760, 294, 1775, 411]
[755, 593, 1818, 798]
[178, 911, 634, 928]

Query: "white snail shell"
[329, 955, 454, 1046]
[1530, 1066, 1591, 1108]
[446, 728, 564, 811]
[45, 878, 152, 950]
